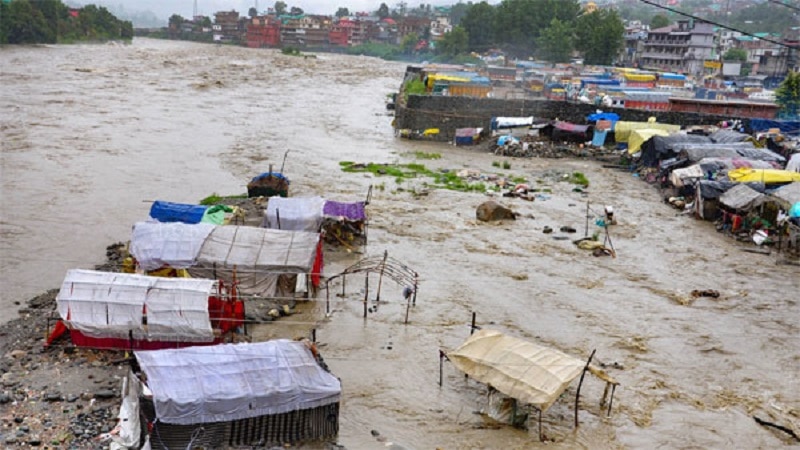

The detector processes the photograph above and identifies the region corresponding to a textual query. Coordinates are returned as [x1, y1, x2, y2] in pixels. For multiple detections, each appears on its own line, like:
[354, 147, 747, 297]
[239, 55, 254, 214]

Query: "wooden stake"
[574, 349, 596, 428]
[375, 250, 388, 302]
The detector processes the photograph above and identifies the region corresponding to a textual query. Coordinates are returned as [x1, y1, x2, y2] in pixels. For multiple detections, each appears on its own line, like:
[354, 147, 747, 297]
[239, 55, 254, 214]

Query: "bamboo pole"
[375, 250, 388, 302]
[574, 349, 597, 428]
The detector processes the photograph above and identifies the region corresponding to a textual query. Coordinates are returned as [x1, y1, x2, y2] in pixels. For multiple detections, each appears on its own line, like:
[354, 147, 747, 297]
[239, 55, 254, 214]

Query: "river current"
[1, 39, 797, 449]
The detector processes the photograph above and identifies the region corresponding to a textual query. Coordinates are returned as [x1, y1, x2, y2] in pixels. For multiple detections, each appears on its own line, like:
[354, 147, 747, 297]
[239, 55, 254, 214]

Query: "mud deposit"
[1, 39, 798, 449]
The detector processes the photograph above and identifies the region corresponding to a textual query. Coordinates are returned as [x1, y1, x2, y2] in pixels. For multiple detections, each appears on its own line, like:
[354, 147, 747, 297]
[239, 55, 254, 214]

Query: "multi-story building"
[621, 21, 648, 67]
[734, 33, 791, 82]
[214, 10, 241, 43]
[639, 20, 715, 78]
[245, 15, 281, 48]
[329, 18, 355, 47]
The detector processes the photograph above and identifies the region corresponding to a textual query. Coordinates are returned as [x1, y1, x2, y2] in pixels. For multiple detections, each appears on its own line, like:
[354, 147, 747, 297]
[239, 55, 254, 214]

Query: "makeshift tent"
[248, 172, 290, 198]
[149, 201, 235, 225]
[770, 182, 800, 209]
[264, 196, 326, 232]
[693, 180, 766, 220]
[678, 143, 784, 164]
[130, 222, 323, 298]
[48, 269, 243, 350]
[727, 168, 800, 184]
[638, 134, 711, 167]
[719, 184, 767, 211]
[615, 121, 680, 143]
[542, 121, 592, 143]
[670, 158, 777, 187]
[455, 127, 483, 145]
[322, 199, 368, 247]
[442, 329, 617, 440]
[627, 128, 671, 154]
[709, 129, 753, 144]
[131, 340, 340, 448]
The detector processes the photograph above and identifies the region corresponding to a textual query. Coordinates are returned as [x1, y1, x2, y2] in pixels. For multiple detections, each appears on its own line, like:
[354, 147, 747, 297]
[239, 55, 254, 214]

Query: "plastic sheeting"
[134, 341, 341, 425]
[264, 197, 326, 232]
[130, 222, 215, 271]
[149, 201, 207, 224]
[56, 269, 215, 342]
[190, 226, 320, 297]
[323, 201, 366, 221]
[770, 182, 800, 208]
[728, 168, 800, 184]
[627, 128, 671, 154]
[446, 329, 587, 412]
[679, 143, 785, 164]
[749, 119, 800, 136]
[491, 117, 534, 130]
[709, 129, 751, 144]
[719, 184, 767, 211]
[615, 121, 680, 143]
[638, 134, 712, 167]
[786, 154, 800, 173]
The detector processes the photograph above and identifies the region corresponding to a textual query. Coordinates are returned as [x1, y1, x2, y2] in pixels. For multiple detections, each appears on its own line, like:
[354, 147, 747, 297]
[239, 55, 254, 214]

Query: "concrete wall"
[394, 95, 746, 141]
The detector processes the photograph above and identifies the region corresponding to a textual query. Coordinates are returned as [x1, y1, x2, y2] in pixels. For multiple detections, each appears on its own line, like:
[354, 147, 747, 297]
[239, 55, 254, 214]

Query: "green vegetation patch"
[567, 172, 590, 187]
[200, 193, 247, 205]
[341, 161, 519, 194]
[411, 151, 441, 160]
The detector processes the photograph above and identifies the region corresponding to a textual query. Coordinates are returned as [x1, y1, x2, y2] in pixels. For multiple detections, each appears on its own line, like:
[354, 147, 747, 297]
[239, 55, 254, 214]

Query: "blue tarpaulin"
[749, 119, 800, 136]
[150, 201, 208, 224]
[580, 78, 620, 89]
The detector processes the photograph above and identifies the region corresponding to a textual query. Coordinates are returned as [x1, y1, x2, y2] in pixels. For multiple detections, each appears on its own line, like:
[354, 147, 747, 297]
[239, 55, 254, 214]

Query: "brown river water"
[1, 39, 798, 449]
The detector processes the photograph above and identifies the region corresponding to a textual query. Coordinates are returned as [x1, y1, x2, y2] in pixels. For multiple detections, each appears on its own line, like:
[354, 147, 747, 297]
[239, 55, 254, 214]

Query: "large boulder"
[476, 201, 516, 222]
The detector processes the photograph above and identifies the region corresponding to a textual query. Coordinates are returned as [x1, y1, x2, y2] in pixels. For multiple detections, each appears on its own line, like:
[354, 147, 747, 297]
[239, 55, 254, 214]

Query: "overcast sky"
[93, 0, 475, 20]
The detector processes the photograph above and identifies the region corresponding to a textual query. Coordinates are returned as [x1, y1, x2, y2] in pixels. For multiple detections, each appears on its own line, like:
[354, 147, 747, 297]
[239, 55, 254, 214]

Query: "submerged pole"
[585, 201, 590, 237]
[574, 349, 596, 428]
[438, 350, 444, 386]
[607, 384, 617, 417]
[375, 250, 388, 302]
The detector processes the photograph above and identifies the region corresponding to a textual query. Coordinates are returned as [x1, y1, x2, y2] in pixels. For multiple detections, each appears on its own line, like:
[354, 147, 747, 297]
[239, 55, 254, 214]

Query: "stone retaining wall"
[394, 95, 748, 141]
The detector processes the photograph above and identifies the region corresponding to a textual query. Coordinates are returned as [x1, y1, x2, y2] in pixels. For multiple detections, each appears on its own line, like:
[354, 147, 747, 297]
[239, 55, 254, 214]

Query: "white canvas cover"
[493, 116, 534, 128]
[787, 154, 800, 173]
[56, 269, 216, 342]
[189, 226, 320, 297]
[135, 340, 341, 425]
[447, 329, 586, 412]
[130, 221, 215, 271]
[264, 196, 326, 232]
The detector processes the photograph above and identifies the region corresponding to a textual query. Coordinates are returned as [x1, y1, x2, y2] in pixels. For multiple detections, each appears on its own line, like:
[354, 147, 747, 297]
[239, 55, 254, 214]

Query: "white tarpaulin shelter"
[130, 222, 321, 297]
[134, 340, 341, 425]
[130, 221, 215, 271]
[446, 329, 586, 412]
[264, 196, 326, 232]
[57, 269, 216, 342]
[189, 225, 320, 297]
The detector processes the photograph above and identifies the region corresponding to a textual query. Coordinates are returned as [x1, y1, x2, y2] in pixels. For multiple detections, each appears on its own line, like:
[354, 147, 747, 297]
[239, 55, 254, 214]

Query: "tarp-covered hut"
[130, 222, 323, 298]
[48, 269, 243, 350]
[638, 134, 712, 167]
[127, 340, 341, 449]
[542, 121, 592, 143]
[615, 121, 681, 144]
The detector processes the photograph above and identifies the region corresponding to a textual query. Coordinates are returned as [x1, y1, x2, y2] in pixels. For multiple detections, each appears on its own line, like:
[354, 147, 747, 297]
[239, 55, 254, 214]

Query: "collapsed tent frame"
[325, 250, 419, 324]
[438, 312, 619, 441]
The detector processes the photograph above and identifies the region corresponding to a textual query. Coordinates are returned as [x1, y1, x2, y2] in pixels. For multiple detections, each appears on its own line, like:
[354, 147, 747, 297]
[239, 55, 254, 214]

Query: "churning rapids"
[1, 39, 797, 449]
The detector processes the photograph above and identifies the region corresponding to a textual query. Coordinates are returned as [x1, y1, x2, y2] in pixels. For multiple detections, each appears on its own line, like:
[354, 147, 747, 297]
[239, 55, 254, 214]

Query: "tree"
[438, 25, 468, 57]
[274, 1, 287, 15]
[377, 2, 390, 19]
[335, 7, 350, 18]
[4, 0, 52, 44]
[248, 7, 258, 18]
[289, 6, 304, 15]
[723, 48, 747, 62]
[775, 71, 800, 118]
[460, 1, 495, 52]
[574, 9, 624, 65]
[449, 2, 469, 26]
[493, 0, 580, 57]
[401, 32, 419, 54]
[650, 14, 671, 29]
[536, 18, 574, 63]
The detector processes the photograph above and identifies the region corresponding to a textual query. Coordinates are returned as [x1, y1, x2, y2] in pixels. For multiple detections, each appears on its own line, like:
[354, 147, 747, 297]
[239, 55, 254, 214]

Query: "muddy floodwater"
[1, 39, 798, 449]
